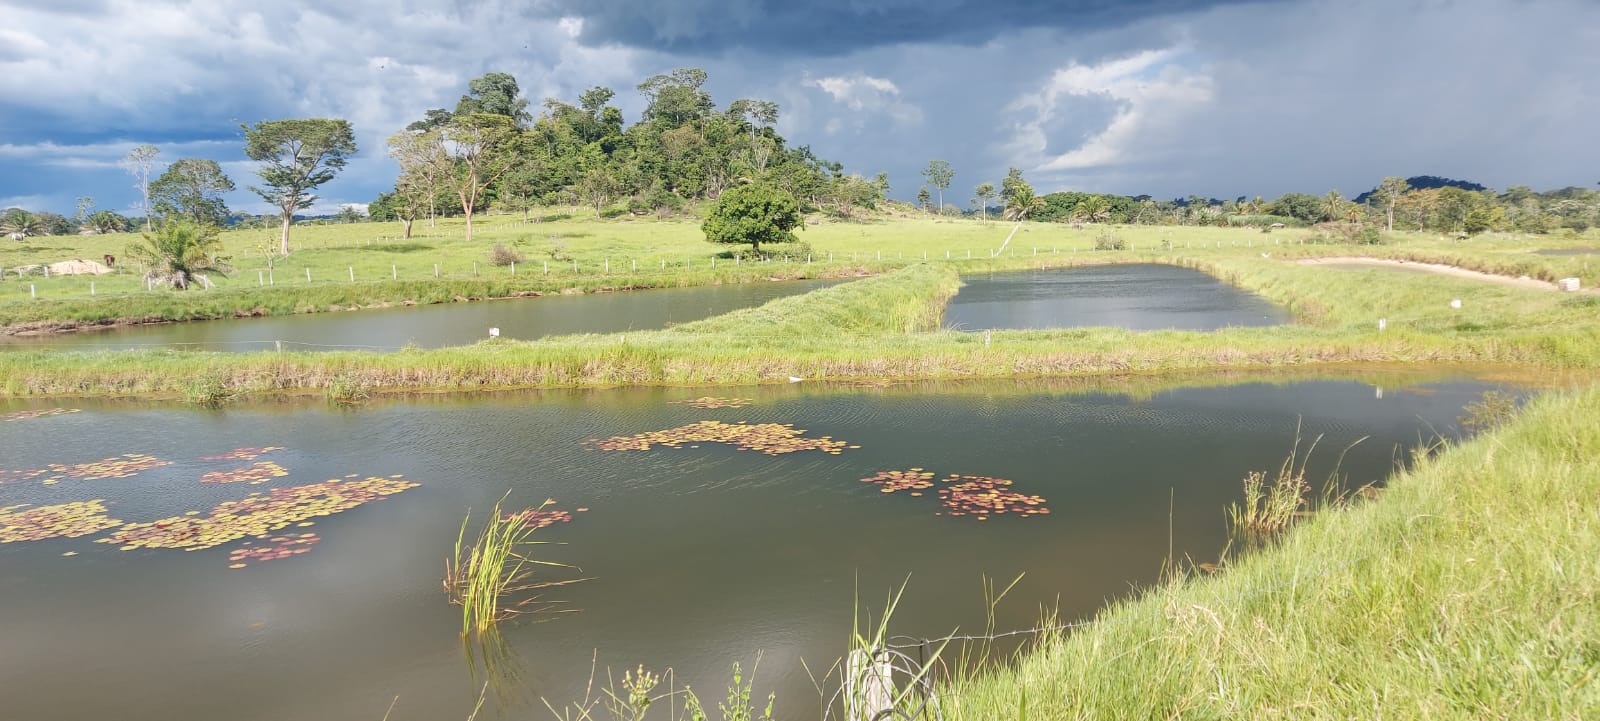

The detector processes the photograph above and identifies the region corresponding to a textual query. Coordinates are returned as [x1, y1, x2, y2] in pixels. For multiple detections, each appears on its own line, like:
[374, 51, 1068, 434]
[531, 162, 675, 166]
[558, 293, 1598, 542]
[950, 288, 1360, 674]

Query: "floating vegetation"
[0, 468, 47, 485]
[2, 408, 80, 422]
[199, 446, 285, 462]
[101, 476, 419, 551]
[860, 468, 937, 496]
[502, 502, 586, 530]
[199, 461, 289, 485]
[446, 497, 585, 635]
[43, 454, 171, 484]
[936, 475, 1050, 520]
[0, 500, 123, 543]
[673, 396, 753, 409]
[227, 532, 319, 568]
[585, 421, 854, 456]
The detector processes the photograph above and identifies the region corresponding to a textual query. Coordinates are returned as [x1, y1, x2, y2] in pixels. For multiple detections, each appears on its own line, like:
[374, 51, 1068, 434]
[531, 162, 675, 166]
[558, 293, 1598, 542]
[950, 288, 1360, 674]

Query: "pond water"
[0, 278, 839, 353]
[942, 264, 1288, 331]
[0, 376, 1498, 721]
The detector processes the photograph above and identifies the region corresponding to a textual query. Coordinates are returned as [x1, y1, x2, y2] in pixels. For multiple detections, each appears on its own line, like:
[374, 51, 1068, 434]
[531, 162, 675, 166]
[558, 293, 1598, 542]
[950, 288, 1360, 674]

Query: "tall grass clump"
[444, 497, 580, 636]
[808, 582, 948, 721]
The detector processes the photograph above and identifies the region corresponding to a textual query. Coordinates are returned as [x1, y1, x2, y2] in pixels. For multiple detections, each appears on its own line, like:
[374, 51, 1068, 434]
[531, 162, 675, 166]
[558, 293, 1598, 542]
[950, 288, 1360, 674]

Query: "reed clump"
[444, 497, 581, 635]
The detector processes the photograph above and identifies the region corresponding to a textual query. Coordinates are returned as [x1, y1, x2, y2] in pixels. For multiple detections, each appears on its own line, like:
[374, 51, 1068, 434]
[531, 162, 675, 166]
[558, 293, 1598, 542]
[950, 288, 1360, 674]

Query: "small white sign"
[488, 327, 500, 337]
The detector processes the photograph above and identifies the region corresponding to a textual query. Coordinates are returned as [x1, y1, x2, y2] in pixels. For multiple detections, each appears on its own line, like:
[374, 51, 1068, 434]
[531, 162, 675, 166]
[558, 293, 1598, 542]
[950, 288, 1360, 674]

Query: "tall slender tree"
[921, 160, 955, 211]
[244, 119, 357, 255]
[973, 182, 996, 220]
[120, 144, 160, 231]
[442, 113, 526, 240]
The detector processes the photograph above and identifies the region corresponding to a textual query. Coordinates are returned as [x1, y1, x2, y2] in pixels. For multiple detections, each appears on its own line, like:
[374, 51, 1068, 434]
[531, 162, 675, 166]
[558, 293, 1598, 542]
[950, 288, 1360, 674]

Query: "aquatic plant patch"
[199, 446, 285, 462]
[502, 503, 587, 530]
[860, 469, 937, 496]
[936, 475, 1050, 520]
[584, 420, 856, 455]
[101, 475, 420, 551]
[673, 396, 753, 409]
[43, 453, 171, 483]
[227, 532, 319, 568]
[199, 461, 289, 485]
[0, 500, 123, 543]
[2, 408, 80, 422]
[0, 468, 47, 485]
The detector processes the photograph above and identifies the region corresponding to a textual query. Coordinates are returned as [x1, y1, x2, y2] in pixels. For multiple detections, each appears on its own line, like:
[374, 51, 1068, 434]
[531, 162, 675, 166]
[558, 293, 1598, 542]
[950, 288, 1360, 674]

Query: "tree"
[441, 113, 526, 240]
[123, 220, 231, 290]
[1372, 177, 1409, 232]
[1, 208, 47, 239]
[972, 182, 996, 220]
[1322, 190, 1346, 223]
[387, 129, 452, 228]
[917, 187, 932, 213]
[81, 210, 128, 235]
[921, 160, 955, 211]
[150, 158, 235, 226]
[997, 174, 1044, 254]
[1074, 195, 1111, 223]
[455, 72, 532, 126]
[120, 144, 160, 231]
[577, 168, 621, 214]
[702, 183, 800, 253]
[244, 118, 357, 255]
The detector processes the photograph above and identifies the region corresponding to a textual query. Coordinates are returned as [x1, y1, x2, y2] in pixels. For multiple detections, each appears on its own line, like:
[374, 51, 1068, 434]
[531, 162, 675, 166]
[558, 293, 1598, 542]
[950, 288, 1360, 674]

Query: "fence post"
[473, 262, 478, 277]
[434, 264, 440, 278]
[632, 259, 636, 272]
[544, 261, 549, 274]
[305, 267, 311, 282]
[31, 284, 36, 298]
[91, 281, 95, 295]
[392, 264, 397, 280]
[349, 267, 354, 282]
[573, 259, 578, 272]
[511, 262, 516, 275]
[258, 270, 264, 286]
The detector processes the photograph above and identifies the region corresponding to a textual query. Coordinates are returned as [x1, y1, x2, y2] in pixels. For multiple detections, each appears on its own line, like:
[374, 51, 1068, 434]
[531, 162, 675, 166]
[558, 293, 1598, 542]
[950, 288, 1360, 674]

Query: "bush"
[488, 244, 524, 267]
[1092, 230, 1126, 251]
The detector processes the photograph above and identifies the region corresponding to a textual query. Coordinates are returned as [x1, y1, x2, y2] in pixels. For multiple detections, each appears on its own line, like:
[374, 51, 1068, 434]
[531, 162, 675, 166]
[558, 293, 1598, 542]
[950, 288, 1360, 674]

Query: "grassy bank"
[940, 386, 1600, 719]
[6, 215, 1593, 332]
[5, 254, 1600, 397]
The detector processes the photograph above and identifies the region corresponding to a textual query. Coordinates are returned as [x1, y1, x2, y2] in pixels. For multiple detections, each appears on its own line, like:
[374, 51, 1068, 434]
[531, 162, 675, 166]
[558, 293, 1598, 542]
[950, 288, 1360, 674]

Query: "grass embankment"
[6, 250, 1600, 397]
[939, 386, 1600, 719]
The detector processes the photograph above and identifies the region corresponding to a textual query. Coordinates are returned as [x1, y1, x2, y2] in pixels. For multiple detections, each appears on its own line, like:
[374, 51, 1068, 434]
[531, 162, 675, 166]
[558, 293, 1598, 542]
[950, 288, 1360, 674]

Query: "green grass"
[443, 497, 580, 636]
[4, 218, 1600, 398]
[938, 386, 1600, 719]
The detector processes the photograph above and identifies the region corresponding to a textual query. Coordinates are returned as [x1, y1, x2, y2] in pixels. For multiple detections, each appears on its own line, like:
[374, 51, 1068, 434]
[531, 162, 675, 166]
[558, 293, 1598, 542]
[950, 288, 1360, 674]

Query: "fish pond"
[0, 278, 839, 353]
[0, 376, 1502, 720]
[943, 264, 1288, 331]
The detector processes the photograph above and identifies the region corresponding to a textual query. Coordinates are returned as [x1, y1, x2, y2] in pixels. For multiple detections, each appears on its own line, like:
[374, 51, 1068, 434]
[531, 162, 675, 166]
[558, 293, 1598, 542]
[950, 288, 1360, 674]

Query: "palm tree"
[1003, 185, 1045, 221]
[1074, 195, 1111, 223]
[79, 210, 127, 235]
[1323, 190, 1345, 223]
[123, 220, 231, 289]
[0, 208, 46, 239]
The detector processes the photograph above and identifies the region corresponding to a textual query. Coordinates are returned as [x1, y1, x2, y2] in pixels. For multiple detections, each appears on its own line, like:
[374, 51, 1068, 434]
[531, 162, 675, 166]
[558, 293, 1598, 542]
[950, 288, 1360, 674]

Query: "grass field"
[937, 384, 1600, 719]
[2, 213, 1599, 398]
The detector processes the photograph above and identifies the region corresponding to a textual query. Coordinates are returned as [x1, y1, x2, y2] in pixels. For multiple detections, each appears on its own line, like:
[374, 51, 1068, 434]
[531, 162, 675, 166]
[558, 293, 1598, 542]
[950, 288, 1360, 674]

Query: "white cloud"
[807, 72, 923, 133]
[1006, 48, 1213, 175]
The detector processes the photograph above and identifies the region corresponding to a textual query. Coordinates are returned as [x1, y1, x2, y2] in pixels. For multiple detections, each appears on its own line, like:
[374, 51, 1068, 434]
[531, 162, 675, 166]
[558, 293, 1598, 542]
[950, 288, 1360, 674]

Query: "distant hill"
[1354, 175, 1487, 204]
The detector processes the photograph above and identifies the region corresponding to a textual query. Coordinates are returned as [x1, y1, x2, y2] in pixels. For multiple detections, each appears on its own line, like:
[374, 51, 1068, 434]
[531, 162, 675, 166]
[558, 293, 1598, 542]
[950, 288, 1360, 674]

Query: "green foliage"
[243, 118, 358, 254]
[454, 72, 530, 125]
[150, 158, 235, 227]
[0, 208, 47, 239]
[701, 183, 800, 251]
[123, 220, 231, 290]
[1459, 390, 1518, 433]
[921, 159, 955, 209]
[444, 497, 579, 636]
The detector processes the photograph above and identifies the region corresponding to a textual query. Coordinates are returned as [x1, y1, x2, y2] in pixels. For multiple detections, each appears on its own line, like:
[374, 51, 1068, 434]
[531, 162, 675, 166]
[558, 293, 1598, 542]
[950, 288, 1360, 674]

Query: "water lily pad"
[2, 408, 80, 422]
[936, 475, 1050, 519]
[227, 532, 320, 568]
[673, 397, 753, 409]
[43, 454, 171, 483]
[0, 500, 122, 543]
[199, 461, 289, 485]
[199, 447, 285, 462]
[100, 476, 419, 551]
[584, 421, 854, 456]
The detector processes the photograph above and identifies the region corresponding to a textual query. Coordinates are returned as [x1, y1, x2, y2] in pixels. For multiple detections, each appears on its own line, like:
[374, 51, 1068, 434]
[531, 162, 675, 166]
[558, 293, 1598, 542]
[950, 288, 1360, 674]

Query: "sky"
[2, 0, 1598, 218]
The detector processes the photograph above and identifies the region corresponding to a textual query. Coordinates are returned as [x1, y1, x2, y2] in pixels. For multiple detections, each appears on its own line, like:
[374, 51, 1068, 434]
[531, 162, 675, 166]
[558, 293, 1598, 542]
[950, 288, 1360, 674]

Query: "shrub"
[488, 244, 524, 267]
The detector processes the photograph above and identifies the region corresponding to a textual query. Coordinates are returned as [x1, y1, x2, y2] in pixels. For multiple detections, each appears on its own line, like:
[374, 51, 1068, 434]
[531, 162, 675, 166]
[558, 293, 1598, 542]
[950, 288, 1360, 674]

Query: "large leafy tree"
[387, 128, 452, 228]
[1371, 177, 1410, 232]
[455, 72, 532, 126]
[702, 183, 800, 253]
[244, 118, 357, 255]
[441, 113, 527, 240]
[124, 220, 231, 290]
[150, 158, 235, 227]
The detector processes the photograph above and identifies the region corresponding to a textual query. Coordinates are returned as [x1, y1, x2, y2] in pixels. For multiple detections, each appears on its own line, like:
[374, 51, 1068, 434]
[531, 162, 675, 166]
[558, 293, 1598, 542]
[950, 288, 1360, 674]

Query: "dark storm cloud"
[523, 0, 1275, 55]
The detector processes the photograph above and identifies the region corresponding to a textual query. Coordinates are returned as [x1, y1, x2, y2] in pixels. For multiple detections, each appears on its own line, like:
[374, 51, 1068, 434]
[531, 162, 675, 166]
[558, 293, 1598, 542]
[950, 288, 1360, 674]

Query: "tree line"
[367, 69, 889, 240]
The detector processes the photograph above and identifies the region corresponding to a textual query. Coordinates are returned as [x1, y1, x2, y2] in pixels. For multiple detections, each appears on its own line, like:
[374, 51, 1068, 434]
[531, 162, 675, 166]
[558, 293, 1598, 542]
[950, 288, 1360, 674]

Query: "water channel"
[0, 375, 1502, 721]
[0, 278, 839, 353]
[943, 264, 1289, 331]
